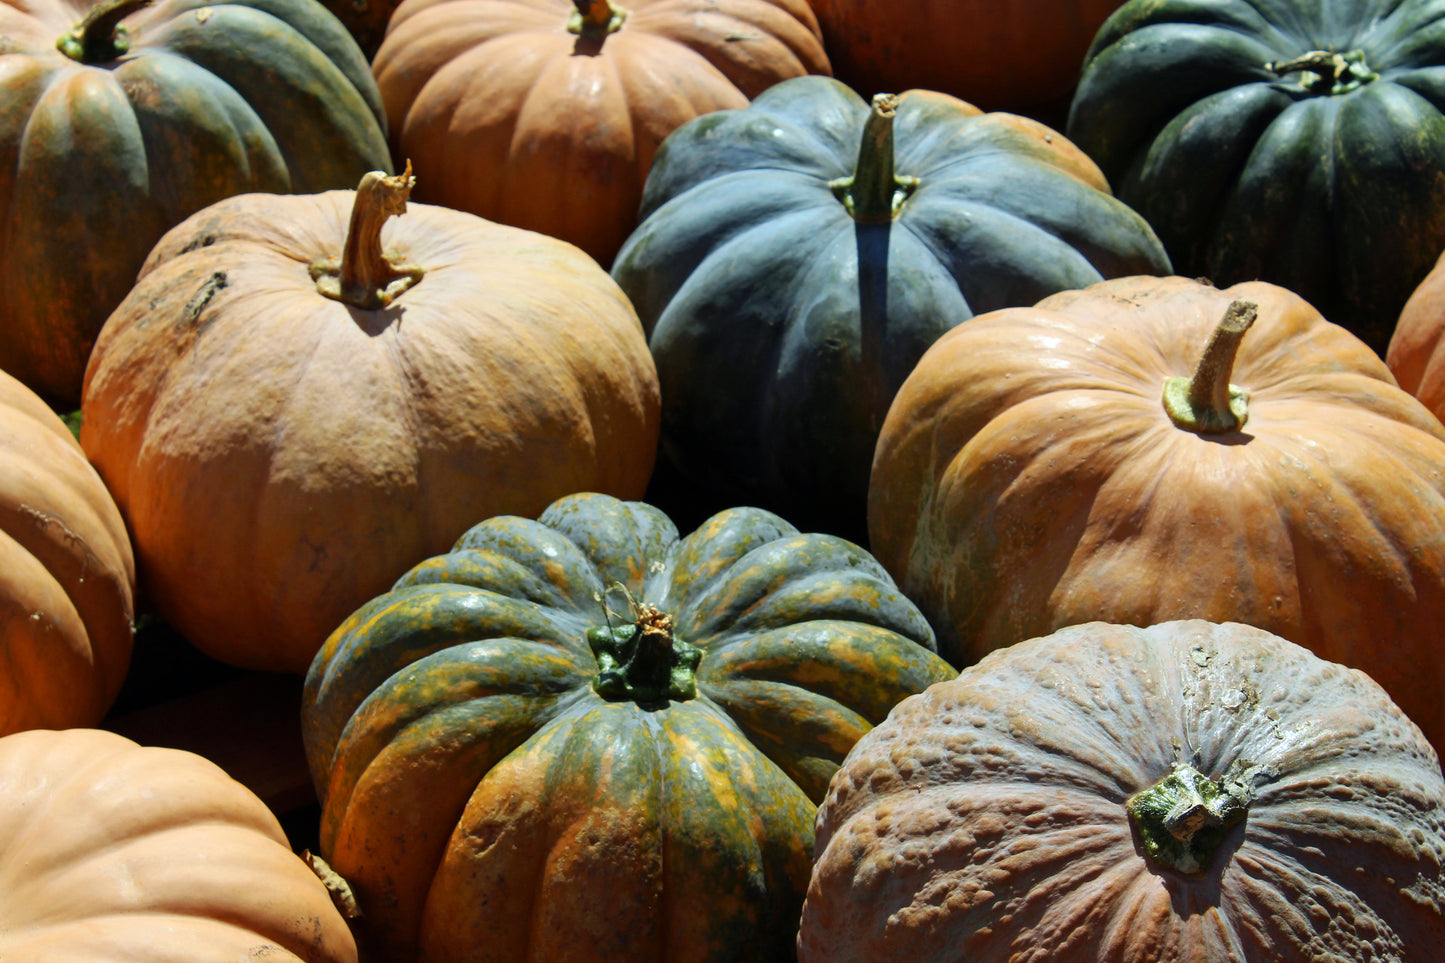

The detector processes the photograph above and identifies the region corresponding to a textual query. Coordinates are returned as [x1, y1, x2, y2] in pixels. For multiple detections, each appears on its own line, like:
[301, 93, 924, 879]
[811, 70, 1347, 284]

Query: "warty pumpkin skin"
[799, 619, 1445, 962]
[612, 75, 1170, 541]
[868, 274, 1445, 754]
[0, 727, 359, 962]
[1066, 0, 1445, 355]
[372, 0, 830, 268]
[0, 370, 134, 737]
[80, 169, 660, 675]
[302, 491, 954, 963]
[805, 0, 1125, 111]
[0, 0, 391, 408]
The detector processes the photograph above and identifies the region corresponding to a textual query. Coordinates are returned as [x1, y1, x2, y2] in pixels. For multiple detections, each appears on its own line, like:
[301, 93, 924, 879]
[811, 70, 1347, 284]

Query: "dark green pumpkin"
[0, 0, 390, 406]
[611, 75, 1171, 541]
[1066, 0, 1445, 355]
[301, 491, 952, 963]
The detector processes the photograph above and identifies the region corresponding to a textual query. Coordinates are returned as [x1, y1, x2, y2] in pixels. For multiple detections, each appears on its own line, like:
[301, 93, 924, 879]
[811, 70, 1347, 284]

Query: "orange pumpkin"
[801, 619, 1445, 961]
[0, 727, 358, 961]
[0, 369, 134, 737]
[806, 0, 1124, 111]
[80, 168, 660, 674]
[372, 0, 830, 266]
[1388, 244, 1445, 421]
[869, 275, 1445, 752]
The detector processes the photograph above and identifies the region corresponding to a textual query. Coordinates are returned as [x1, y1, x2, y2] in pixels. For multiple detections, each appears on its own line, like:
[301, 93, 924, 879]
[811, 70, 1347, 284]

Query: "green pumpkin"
[1066, 0, 1445, 355]
[612, 75, 1170, 541]
[302, 491, 952, 963]
[0, 0, 390, 406]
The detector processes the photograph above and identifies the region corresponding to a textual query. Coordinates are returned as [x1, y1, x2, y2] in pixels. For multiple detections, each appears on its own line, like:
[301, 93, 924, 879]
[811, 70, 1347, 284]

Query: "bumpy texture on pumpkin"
[303, 491, 952, 962]
[800, 620, 1445, 963]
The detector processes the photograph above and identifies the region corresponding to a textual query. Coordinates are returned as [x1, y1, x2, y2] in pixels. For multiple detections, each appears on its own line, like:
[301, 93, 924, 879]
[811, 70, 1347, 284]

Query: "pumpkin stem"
[829, 93, 919, 223]
[1266, 49, 1377, 96]
[311, 161, 425, 310]
[588, 588, 701, 705]
[1127, 759, 1265, 876]
[568, 0, 627, 36]
[56, 0, 153, 63]
[1162, 299, 1256, 434]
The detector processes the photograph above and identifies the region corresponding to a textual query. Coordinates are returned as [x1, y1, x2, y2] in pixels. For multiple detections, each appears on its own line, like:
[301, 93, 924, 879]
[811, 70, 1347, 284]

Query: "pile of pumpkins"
[4, 0, 1445, 960]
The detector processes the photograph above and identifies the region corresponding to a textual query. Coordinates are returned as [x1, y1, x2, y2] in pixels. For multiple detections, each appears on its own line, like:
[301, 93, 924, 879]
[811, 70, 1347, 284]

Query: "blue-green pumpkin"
[611, 75, 1171, 541]
[302, 491, 953, 963]
[1066, 0, 1445, 355]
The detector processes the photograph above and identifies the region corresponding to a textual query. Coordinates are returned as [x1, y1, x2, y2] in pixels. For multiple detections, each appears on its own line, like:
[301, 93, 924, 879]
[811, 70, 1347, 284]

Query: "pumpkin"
[318, 0, 402, 59]
[805, 0, 1125, 112]
[1065, 0, 1445, 355]
[0, 370, 134, 737]
[302, 491, 953, 962]
[80, 168, 660, 675]
[868, 274, 1445, 753]
[372, 0, 830, 267]
[611, 75, 1170, 541]
[0, 727, 358, 961]
[1387, 244, 1445, 421]
[799, 619, 1445, 962]
[0, 0, 391, 408]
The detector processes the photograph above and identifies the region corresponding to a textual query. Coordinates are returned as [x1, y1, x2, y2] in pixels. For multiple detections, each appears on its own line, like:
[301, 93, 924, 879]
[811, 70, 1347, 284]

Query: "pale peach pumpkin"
[0, 728, 359, 962]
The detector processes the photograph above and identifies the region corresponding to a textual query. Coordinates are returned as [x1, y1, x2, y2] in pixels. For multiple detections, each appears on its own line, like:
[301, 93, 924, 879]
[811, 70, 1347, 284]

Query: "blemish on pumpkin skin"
[177, 232, 220, 255]
[181, 271, 228, 331]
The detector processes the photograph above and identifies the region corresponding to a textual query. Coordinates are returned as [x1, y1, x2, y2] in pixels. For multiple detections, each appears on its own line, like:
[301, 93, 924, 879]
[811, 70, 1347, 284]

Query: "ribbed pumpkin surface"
[0, 728, 358, 962]
[0, 368, 134, 737]
[303, 491, 953, 962]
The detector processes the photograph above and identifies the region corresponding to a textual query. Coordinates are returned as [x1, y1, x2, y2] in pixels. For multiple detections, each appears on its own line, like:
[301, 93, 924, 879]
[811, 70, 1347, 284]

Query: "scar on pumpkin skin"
[303, 850, 361, 920]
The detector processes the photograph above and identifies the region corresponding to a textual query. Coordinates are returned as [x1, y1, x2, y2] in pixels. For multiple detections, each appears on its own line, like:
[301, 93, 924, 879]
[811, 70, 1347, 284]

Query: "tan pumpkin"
[800, 619, 1445, 961]
[0, 727, 358, 961]
[80, 167, 660, 674]
[0, 368, 134, 737]
[372, 0, 831, 266]
[869, 275, 1445, 752]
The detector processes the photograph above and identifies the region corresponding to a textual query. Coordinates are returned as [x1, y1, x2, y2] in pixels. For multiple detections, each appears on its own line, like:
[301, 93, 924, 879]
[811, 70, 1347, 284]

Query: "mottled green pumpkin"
[0, 0, 390, 406]
[612, 75, 1170, 539]
[302, 491, 952, 963]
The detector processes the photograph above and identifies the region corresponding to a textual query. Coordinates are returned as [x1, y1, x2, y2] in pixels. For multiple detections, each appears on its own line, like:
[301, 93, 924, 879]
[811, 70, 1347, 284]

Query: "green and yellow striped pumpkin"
[301, 491, 952, 963]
